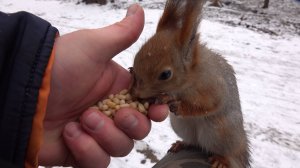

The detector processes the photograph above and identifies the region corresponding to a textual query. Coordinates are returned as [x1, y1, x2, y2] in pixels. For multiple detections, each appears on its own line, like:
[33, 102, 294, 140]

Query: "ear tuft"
[157, 0, 204, 47]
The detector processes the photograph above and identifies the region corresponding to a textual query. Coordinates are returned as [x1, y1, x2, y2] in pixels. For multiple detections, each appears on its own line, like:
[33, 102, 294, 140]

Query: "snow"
[1, 0, 299, 167]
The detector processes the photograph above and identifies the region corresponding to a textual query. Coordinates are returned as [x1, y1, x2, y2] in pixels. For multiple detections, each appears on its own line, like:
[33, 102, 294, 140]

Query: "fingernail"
[84, 112, 105, 131]
[126, 4, 139, 17]
[120, 114, 138, 130]
[65, 123, 81, 138]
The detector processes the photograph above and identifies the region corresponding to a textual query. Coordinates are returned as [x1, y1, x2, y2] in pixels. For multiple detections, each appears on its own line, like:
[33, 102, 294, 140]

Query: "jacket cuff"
[25, 38, 56, 168]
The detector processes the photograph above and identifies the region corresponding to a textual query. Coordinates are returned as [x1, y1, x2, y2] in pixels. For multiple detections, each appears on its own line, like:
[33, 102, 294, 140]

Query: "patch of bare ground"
[136, 144, 160, 164]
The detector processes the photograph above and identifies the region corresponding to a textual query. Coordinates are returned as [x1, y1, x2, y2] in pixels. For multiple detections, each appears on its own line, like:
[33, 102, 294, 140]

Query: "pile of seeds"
[92, 89, 149, 118]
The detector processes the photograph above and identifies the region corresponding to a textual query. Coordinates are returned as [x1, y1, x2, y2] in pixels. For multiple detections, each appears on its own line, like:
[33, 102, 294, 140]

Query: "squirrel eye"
[159, 70, 172, 80]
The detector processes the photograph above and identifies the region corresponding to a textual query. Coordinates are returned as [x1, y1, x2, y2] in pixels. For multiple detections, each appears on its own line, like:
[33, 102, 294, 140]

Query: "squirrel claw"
[208, 155, 228, 168]
[168, 140, 185, 153]
[168, 100, 180, 115]
[155, 94, 181, 115]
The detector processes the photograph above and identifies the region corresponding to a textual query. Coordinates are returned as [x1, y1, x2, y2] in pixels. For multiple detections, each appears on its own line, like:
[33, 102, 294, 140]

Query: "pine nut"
[107, 100, 116, 108]
[138, 103, 146, 113]
[125, 93, 132, 100]
[120, 89, 128, 95]
[120, 99, 126, 105]
[130, 102, 137, 108]
[117, 94, 126, 100]
[102, 104, 109, 111]
[144, 102, 149, 109]
[109, 94, 114, 99]
[103, 110, 112, 116]
[112, 97, 120, 104]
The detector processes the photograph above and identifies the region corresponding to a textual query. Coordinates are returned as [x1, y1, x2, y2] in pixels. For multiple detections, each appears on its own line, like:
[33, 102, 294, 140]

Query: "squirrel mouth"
[135, 93, 167, 105]
[135, 93, 179, 115]
[134, 96, 156, 105]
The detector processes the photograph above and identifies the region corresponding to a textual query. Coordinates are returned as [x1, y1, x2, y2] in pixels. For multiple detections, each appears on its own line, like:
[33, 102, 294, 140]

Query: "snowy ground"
[1, 0, 299, 167]
[203, 0, 300, 36]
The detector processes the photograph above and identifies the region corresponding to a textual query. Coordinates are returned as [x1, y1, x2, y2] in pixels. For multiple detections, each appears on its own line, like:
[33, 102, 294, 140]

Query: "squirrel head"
[130, 0, 204, 99]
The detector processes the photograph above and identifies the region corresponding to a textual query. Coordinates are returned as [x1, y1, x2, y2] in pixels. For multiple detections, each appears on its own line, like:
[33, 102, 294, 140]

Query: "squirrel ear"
[156, 0, 204, 61]
[178, 1, 202, 48]
[156, 0, 182, 32]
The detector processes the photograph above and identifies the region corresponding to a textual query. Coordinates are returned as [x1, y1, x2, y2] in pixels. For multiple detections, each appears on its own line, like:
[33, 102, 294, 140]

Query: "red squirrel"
[129, 0, 250, 168]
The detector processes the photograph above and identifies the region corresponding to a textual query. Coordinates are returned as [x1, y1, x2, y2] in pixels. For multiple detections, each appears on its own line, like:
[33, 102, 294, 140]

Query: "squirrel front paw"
[168, 100, 181, 115]
[168, 140, 185, 153]
[155, 94, 181, 115]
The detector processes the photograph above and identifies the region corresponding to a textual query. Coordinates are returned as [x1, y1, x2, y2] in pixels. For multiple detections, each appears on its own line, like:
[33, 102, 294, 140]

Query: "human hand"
[39, 4, 169, 168]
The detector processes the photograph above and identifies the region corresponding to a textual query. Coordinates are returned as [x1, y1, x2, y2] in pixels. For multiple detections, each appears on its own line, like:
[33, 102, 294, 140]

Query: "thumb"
[89, 4, 144, 62]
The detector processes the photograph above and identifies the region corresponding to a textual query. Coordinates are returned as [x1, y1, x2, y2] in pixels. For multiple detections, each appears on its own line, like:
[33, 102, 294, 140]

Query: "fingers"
[114, 105, 169, 139]
[89, 4, 144, 62]
[148, 104, 170, 122]
[63, 122, 110, 168]
[63, 104, 168, 167]
[81, 109, 134, 157]
[114, 107, 151, 140]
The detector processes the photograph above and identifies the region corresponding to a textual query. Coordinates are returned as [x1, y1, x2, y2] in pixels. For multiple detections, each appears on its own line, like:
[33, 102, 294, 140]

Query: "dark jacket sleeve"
[0, 11, 58, 167]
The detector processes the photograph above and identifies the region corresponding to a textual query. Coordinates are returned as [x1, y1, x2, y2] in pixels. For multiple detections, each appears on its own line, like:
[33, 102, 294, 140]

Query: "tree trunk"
[83, 0, 107, 5]
[209, 0, 223, 7]
[262, 0, 270, 8]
